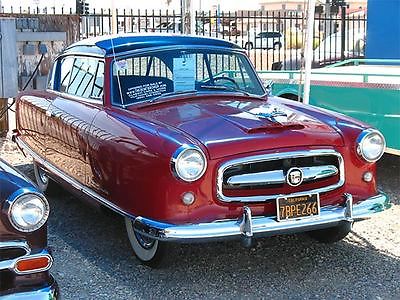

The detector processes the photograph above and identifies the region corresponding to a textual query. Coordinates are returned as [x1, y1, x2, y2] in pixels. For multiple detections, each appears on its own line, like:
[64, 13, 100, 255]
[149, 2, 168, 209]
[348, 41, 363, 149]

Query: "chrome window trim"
[216, 149, 345, 203]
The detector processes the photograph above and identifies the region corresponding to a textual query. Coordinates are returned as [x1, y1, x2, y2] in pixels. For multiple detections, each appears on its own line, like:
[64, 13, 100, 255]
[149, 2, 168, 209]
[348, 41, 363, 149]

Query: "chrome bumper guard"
[133, 192, 391, 243]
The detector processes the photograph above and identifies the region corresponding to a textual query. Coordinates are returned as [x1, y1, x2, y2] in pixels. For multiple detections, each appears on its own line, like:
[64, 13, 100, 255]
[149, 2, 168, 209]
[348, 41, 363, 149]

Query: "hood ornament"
[257, 108, 288, 123]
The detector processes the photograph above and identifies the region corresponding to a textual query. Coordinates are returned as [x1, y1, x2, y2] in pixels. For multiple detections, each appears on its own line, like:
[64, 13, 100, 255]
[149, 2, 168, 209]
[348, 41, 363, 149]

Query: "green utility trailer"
[258, 59, 400, 155]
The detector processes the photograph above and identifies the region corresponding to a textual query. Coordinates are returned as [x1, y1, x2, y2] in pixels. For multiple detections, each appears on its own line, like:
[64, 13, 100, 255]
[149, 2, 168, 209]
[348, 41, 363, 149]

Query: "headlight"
[172, 145, 207, 182]
[8, 193, 50, 232]
[357, 129, 386, 162]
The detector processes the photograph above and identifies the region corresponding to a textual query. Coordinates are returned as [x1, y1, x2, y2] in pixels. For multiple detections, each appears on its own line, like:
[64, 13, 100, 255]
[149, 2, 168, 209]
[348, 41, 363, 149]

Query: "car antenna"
[110, 34, 125, 107]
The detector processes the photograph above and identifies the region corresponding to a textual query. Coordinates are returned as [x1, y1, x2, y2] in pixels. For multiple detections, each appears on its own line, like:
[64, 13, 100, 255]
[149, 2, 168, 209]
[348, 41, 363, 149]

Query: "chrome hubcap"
[38, 167, 48, 184]
[134, 231, 156, 249]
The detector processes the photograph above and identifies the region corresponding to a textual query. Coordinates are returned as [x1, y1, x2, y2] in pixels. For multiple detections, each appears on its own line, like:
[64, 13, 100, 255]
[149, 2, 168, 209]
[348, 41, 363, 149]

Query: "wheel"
[125, 218, 170, 268]
[307, 222, 352, 243]
[213, 76, 240, 89]
[245, 42, 253, 50]
[33, 162, 60, 195]
[33, 162, 50, 192]
[273, 42, 282, 50]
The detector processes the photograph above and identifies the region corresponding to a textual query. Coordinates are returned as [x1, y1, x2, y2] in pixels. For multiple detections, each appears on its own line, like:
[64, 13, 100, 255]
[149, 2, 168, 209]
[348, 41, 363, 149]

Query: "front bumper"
[0, 276, 59, 300]
[133, 192, 391, 242]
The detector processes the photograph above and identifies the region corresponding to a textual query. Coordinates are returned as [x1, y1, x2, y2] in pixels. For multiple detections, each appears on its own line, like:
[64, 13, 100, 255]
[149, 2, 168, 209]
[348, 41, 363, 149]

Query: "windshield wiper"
[199, 85, 249, 96]
[149, 90, 198, 103]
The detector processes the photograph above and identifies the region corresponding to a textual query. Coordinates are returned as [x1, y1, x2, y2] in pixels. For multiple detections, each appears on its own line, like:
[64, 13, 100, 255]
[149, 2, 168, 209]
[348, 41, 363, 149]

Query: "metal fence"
[1, 6, 367, 71]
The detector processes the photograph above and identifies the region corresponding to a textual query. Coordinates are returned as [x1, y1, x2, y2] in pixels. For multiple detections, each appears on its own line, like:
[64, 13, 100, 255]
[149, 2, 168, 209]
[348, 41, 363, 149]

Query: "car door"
[45, 55, 104, 186]
[16, 64, 57, 160]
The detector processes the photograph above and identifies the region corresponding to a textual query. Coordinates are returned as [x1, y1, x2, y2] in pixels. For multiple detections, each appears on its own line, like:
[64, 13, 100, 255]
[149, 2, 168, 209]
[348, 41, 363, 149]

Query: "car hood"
[0, 159, 36, 201]
[132, 95, 344, 159]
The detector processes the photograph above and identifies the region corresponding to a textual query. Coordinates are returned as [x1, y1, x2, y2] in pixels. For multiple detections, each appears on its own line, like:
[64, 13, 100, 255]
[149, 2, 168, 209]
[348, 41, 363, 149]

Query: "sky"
[1, 0, 261, 11]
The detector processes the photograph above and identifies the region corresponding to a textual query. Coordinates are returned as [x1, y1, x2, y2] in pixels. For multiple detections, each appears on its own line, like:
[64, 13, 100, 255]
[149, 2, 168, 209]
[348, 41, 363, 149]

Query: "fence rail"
[1, 6, 366, 71]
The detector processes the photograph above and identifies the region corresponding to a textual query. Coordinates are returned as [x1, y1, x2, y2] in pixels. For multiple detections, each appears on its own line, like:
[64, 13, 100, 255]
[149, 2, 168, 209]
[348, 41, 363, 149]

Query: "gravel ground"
[1, 137, 399, 299]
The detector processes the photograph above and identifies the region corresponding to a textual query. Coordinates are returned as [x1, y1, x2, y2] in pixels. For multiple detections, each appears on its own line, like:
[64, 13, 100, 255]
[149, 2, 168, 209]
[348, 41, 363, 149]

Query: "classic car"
[0, 158, 58, 298]
[13, 34, 390, 267]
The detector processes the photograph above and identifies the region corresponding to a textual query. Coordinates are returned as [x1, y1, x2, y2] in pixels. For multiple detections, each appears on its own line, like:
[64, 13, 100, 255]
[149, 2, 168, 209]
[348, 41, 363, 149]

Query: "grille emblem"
[286, 168, 303, 187]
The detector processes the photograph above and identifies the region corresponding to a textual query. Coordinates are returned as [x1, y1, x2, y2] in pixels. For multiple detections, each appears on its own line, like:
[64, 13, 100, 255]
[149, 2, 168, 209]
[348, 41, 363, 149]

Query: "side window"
[59, 57, 74, 92]
[47, 62, 57, 89]
[64, 57, 104, 99]
[92, 62, 104, 98]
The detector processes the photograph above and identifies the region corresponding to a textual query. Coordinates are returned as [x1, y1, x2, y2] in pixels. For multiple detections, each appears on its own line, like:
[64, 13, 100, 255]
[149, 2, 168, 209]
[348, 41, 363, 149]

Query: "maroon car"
[13, 34, 390, 267]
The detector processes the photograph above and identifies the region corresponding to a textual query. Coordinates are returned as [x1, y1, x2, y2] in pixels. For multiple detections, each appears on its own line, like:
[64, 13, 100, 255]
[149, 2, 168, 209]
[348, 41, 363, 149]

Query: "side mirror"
[263, 80, 274, 96]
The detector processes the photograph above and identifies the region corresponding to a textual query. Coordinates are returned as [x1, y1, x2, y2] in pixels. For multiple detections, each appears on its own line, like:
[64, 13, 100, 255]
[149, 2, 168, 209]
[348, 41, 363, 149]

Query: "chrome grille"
[216, 149, 345, 202]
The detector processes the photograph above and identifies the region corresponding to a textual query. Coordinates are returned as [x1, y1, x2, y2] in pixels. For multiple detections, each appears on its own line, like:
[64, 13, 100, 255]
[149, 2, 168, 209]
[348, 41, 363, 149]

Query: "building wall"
[366, 0, 400, 59]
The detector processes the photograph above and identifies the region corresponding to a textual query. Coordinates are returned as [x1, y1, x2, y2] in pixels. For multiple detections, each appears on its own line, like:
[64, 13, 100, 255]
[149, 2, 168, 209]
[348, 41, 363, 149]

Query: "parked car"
[14, 34, 390, 267]
[0, 158, 58, 298]
[238, 31, 284, 50]
[276, 32, 365, 70]
[151, 21, 213, 36]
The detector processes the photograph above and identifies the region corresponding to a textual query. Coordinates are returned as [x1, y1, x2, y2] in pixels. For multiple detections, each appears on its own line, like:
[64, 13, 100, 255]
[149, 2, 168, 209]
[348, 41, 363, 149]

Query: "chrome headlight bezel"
[171, 145, 207, 182]
[8, 192, 50, 233]
[356, 129, 386, 163]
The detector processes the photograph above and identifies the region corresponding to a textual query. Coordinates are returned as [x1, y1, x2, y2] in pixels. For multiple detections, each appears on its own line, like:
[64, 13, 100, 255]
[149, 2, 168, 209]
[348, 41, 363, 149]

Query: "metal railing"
[1, 6, 367, 71]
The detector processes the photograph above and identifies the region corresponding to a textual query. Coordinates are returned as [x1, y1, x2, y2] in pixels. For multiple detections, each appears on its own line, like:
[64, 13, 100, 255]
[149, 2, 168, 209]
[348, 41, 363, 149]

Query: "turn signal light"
[14, 255, 52, 274]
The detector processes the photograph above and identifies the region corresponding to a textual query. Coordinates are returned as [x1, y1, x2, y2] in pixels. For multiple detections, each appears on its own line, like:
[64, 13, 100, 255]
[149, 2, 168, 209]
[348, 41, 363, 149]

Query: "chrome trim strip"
[386, 147, 400, 156]
[132, 192, 390, 242]
[0, 241, 30, 253]
[217, 149, 345, 202]
[227, 165, 338, 187]
[15, 136, 135, 219]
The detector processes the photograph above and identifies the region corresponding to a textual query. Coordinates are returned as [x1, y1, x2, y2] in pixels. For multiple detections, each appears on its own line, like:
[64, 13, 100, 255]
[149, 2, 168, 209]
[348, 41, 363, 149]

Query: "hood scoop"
[221, 108, 305, 134]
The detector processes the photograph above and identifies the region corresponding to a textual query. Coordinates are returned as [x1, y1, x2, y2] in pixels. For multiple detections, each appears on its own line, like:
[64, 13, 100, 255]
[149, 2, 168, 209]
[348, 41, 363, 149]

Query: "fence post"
[341, 5, 346, 61]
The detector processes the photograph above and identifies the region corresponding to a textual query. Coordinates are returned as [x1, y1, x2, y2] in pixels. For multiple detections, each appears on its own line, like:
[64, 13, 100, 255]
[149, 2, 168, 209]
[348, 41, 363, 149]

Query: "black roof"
[65, 33, 242, 56]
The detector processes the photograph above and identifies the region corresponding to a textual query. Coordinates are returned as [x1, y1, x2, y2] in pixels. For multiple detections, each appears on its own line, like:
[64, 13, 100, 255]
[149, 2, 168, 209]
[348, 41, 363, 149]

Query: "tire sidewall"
[125, 218, 159, 262]
[33, 162, 49, 192]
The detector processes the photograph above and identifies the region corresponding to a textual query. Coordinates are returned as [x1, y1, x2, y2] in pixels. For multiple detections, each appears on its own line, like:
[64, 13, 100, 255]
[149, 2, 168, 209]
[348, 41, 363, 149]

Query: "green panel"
[271, 82, 400, 152]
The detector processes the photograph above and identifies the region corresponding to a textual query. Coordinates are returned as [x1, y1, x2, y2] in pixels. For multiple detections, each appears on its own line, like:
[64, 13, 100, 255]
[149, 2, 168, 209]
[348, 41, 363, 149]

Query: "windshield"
[112, 48, 265, 105]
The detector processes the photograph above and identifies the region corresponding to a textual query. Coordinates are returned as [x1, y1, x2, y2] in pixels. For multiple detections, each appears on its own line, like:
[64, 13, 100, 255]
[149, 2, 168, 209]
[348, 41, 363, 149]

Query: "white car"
[278, 32, 365, 70]
[239, 31, 284, 50]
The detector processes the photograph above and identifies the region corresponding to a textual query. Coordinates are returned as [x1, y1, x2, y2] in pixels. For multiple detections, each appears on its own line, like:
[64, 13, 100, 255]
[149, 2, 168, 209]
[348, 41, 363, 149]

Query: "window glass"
[47, 62, 57, 89]
[112, 49, 264, 106]
[62, 57, 104, 99]
[59, 57, 74, 92]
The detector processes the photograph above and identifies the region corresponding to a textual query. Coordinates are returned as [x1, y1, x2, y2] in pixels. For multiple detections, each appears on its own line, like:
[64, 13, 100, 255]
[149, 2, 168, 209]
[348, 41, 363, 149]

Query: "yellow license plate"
[276, 194, 320, 221]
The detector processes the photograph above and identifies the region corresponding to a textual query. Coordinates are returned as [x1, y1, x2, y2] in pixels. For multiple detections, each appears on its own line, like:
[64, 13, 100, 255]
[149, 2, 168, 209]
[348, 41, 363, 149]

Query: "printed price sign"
[173, 54, 195, 91]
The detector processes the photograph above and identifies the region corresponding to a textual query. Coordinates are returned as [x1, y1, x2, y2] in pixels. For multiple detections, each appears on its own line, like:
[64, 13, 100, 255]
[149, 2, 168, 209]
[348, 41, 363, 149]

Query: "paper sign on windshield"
[173, 54, 195, 91]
